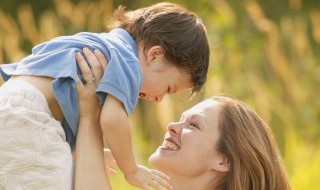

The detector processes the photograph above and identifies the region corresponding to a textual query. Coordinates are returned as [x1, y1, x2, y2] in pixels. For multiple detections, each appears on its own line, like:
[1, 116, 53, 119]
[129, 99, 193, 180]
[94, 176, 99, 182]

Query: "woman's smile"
[160, 137, 181, 151]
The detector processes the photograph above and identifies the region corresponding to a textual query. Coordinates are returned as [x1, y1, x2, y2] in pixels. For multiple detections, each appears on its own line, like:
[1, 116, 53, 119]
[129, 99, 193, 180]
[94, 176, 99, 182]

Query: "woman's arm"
[74, 48, 171, 190]
[74, 49, 112, 190]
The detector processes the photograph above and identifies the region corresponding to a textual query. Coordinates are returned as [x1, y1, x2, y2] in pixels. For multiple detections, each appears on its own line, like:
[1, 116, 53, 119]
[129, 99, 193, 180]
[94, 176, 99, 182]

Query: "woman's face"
[149, 99, 224, 177]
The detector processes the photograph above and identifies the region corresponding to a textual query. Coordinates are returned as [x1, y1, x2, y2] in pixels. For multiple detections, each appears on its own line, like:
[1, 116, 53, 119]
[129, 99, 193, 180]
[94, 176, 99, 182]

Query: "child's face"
[139, 56, 192, 103]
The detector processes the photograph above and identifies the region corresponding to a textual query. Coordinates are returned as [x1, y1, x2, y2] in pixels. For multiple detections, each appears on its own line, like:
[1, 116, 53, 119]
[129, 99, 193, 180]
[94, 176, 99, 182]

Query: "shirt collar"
[109, 28, 138, 58]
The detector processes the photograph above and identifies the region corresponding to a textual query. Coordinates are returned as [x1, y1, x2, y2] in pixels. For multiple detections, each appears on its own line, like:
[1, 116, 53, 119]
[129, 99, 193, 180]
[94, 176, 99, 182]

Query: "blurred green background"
[0, 0, 319, 189]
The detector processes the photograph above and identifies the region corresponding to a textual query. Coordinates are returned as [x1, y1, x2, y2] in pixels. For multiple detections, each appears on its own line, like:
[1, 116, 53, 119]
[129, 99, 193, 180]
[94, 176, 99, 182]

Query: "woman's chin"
[149, 146, 178, 168]
[149, 148, 161, 167]
[149, 152, 171, 175]
[149, 148, 166, 167]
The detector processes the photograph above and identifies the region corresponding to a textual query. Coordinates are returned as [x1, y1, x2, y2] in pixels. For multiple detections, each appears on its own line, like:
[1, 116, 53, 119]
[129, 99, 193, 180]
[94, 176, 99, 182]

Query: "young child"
[0, 2, 209, 190]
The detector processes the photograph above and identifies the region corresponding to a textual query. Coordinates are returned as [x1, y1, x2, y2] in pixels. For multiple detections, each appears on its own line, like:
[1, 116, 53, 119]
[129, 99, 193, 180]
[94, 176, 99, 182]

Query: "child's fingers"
[104, 160, 117, 168]
[106, 167, 117, 175]
[147, 180, 167, 190]
[151, 170, 170, 180]
[94, 49, 108, 71]
[111, 160, 117, 167]
[150, 175, 172, 190]
[150, 170, 172, 190]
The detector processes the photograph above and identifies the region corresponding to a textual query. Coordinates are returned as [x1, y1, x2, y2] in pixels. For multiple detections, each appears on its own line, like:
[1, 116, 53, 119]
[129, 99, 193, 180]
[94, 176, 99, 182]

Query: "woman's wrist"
[79, 115, 100, 127]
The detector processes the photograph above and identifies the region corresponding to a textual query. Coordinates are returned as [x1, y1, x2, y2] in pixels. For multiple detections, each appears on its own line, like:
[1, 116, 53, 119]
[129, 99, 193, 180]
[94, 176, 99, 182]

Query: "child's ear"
[211, 155, 230, 172]
[146, 46, 164, 63]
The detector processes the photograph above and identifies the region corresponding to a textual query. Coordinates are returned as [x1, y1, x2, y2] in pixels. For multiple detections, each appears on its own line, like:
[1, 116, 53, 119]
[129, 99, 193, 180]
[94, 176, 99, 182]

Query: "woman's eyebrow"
[181, 113, 207, 124]
[190, 114, 207, 124]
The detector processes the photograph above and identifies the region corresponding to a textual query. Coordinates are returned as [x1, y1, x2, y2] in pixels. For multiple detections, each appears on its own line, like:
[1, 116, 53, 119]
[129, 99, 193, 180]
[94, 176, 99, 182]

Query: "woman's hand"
[76, 48, 108, 120]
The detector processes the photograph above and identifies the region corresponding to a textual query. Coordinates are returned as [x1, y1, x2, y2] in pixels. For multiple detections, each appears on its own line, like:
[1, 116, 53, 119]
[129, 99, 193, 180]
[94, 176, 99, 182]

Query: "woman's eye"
[190, 123, 199, 129]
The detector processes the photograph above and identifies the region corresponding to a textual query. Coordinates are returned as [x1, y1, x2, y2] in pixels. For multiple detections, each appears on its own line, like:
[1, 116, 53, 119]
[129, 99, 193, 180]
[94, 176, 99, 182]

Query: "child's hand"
[103, 148, 117, 175]
[125, 165, 172, 190]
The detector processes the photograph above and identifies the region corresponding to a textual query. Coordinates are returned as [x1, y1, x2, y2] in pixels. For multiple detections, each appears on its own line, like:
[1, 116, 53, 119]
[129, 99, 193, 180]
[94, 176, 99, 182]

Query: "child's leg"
[0, 80, 73, 190]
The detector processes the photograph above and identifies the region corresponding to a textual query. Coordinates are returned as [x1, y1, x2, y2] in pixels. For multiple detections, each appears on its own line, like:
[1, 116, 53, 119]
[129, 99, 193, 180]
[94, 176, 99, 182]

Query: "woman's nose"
[167, 122, 183, 133]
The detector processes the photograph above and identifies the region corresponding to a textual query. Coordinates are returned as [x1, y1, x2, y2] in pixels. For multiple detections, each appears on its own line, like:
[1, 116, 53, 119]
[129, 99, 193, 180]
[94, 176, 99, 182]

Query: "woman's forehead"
[181, 99, 221, 131]
[183, 99, 219, 115]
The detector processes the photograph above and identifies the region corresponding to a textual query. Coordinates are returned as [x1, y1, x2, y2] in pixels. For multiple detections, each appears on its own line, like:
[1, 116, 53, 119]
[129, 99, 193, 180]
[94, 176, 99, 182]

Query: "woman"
[75, 51, 291, 190]
[149, 97, 291, 189]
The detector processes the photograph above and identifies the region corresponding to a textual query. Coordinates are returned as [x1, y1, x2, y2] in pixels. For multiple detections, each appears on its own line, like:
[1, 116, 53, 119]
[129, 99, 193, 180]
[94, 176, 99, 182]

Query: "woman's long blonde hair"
[212, 96, 291, 190]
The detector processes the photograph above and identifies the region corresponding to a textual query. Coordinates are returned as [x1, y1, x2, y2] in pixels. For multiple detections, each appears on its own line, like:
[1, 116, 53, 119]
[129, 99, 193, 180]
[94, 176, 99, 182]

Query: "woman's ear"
[211, 156, 230, 172]
[146, 46, 164, 63]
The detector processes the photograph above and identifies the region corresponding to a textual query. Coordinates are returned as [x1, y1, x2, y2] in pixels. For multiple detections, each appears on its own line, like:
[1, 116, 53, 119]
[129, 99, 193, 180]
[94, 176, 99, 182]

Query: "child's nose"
[155, 95, 164, 103]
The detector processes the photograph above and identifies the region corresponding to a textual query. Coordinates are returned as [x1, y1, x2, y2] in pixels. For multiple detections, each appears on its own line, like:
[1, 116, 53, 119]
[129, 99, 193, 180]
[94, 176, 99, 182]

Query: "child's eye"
[167, 86, 171, 94]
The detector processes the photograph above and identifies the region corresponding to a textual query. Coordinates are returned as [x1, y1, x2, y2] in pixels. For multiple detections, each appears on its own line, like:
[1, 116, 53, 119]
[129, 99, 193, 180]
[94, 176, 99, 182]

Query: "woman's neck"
[165, 171, 217, 190]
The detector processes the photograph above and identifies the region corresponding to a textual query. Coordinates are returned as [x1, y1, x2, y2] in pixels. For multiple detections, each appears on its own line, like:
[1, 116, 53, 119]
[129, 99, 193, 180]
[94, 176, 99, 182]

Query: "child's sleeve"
[96, 48, 142, 116]
[6, 32, 111, 80]
[0, 62, 19, 81]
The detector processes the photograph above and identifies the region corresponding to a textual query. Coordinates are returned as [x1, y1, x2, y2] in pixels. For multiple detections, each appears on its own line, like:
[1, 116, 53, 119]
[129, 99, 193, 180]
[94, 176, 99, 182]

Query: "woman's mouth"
[160, 140, 180, 151]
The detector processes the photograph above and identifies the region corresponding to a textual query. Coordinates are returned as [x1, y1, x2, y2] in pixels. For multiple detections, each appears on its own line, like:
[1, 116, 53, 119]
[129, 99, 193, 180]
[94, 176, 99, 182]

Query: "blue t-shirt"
[0, 29, 142, 150]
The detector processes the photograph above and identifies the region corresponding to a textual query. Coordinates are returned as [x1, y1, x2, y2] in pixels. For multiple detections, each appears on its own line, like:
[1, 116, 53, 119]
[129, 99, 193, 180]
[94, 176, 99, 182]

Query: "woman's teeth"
[162, 141, 180, 151]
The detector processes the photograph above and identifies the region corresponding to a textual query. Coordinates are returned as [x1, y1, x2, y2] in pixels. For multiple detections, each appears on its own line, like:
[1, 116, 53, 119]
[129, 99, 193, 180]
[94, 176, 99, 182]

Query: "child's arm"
[101, 96, 172, 190]
[101, 95, 137, 175]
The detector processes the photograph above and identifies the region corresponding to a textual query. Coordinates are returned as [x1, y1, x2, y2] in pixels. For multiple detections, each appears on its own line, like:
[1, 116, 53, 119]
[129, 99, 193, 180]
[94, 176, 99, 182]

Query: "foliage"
[0, 0, 319, 189]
